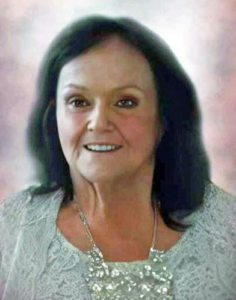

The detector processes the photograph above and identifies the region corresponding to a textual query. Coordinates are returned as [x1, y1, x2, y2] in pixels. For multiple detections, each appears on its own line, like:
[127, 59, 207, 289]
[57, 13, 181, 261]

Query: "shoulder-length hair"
[27, 15, 211, 231]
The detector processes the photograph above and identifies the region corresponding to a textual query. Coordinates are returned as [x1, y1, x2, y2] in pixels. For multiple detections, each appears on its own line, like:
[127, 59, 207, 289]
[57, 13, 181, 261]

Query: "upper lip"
[84, 143, 122, 146]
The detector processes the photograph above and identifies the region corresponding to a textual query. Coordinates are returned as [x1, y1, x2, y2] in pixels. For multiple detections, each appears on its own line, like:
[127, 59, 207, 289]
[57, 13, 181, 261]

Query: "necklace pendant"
[84, 247, 174, 300]
[74, 196, 173, 299]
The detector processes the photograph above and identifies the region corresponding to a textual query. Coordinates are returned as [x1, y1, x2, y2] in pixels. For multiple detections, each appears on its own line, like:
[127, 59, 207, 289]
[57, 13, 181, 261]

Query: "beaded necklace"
[73, 197, 174, 300]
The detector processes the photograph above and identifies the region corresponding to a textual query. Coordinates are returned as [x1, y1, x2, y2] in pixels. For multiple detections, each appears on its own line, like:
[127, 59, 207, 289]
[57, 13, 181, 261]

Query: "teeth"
[86, 144, 120, 151]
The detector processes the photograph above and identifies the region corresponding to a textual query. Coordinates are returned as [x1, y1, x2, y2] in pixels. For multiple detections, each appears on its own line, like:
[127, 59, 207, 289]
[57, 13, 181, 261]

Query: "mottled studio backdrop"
[0, 0, 236, 200]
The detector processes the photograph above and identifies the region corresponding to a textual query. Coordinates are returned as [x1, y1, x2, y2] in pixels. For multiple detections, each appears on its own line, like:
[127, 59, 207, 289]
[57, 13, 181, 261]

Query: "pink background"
[0, 0, 236, 200]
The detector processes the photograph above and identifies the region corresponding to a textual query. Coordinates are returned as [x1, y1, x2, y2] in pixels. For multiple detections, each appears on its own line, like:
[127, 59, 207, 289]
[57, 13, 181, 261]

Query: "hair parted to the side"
[27, 15, 211, 231]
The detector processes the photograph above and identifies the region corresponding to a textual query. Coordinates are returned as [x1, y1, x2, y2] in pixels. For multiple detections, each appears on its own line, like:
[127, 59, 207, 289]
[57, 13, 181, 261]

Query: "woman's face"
[56, 36, 162, 183]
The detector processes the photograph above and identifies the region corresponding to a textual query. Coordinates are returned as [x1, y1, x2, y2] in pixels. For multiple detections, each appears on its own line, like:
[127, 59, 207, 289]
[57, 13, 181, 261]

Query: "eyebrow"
[63, 83, 145, 94]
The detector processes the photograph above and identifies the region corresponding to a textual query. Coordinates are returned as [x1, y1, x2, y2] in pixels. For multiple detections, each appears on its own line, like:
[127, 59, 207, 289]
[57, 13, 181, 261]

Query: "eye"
[69, 98, 89, 108]
[116, 97, 137, 108]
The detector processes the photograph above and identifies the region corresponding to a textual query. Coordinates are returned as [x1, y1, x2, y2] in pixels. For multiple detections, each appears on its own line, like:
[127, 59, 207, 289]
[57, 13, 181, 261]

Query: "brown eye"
[116, 98, 137, 108]
[69, 98, 88, 107]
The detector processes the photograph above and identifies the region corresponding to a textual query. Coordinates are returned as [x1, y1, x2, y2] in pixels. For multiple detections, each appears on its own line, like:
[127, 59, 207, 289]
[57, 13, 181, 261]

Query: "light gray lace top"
[0, 182, 236, 300]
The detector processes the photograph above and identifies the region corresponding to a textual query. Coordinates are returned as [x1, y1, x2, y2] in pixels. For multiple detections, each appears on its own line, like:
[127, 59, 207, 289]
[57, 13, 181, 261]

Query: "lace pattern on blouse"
[0, 183, 236, 300]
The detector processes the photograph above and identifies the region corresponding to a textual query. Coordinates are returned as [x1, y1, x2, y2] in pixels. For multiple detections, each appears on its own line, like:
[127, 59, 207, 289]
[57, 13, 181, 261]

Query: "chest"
[56, 203, 183, 262]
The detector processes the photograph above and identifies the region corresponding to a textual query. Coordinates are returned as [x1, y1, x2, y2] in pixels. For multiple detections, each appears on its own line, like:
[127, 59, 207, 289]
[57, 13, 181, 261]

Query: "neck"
[70, 164, 155, 226]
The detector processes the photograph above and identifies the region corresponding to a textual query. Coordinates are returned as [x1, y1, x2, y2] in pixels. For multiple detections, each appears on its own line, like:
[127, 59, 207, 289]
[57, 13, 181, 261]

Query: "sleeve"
[0, 189, 32, 243]
[0, 189, 32, 298]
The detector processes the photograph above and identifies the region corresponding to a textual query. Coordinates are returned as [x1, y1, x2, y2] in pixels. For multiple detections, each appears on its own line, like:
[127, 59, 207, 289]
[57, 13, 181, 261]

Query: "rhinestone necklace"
[73, 197, 174, 300]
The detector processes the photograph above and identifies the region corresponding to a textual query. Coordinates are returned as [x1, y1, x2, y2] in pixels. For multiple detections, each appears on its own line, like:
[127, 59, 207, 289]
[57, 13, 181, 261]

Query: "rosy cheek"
[57, 114, 84, 146]
[121, 112, 158, 154]
[121, 115, 150, 140]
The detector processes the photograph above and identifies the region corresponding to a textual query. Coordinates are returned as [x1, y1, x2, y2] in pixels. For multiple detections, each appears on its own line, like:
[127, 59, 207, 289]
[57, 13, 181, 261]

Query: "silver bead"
[92, 283, 102, 292]
[111, 268, 120, 277]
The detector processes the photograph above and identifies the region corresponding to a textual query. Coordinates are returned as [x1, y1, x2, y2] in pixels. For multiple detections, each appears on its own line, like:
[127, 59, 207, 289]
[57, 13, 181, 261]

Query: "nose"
[87, 103, 114, 132]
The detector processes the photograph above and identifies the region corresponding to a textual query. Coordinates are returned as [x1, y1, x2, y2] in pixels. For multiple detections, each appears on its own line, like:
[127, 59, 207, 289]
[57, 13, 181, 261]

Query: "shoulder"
[204, 182, 236, 217]
[200, 182, 236, 240]
[0, 186, 64, 227]
[0, 188, 33, 256]
[0, 188, 32, 224]
[171, 183, 236, 300]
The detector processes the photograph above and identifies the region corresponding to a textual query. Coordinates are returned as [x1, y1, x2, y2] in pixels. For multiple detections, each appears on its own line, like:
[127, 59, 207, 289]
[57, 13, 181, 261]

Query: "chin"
[77, 164, 116, 182]
[82, 173, 118, 184]
[79, 165, 132, 184]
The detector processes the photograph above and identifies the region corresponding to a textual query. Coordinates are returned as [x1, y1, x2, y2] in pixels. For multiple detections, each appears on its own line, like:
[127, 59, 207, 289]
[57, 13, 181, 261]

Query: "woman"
[0, 15, 236, 300]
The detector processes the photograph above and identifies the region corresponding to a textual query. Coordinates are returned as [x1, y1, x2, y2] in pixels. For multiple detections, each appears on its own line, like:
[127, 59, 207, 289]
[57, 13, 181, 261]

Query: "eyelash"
[116, 98, 137, 108]
[68, 97, 137, 108]
[69, 99, 88, 107]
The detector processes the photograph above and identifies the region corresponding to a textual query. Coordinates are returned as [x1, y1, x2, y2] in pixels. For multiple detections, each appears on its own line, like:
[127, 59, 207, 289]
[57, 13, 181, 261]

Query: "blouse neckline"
[53, 184, 211, 264]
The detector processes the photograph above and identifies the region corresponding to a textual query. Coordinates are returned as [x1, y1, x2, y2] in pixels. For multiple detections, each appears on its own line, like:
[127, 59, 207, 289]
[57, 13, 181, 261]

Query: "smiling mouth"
[84, 144, 122, 152]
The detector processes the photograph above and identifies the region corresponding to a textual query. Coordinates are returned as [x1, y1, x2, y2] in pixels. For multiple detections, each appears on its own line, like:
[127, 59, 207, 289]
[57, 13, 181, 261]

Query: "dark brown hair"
[27, 15, 211, 231]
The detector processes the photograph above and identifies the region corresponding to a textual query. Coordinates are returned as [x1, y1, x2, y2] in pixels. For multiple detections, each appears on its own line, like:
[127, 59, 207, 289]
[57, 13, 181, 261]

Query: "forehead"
[57, 36, 156, 92]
